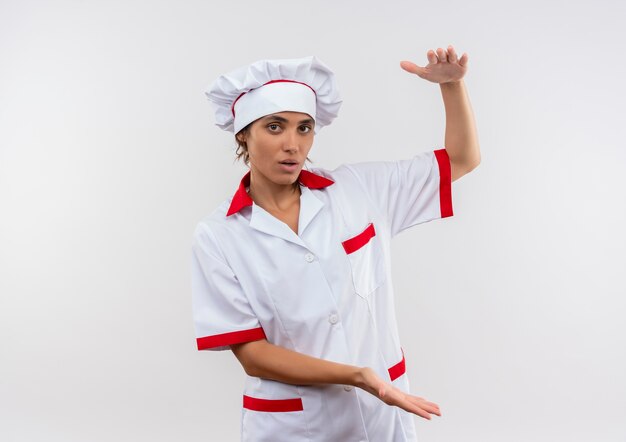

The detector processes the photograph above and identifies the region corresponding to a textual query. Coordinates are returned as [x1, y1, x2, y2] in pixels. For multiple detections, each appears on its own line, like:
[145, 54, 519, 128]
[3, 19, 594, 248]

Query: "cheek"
[248, 134, 277, 161]
[303, 137, 315, 153]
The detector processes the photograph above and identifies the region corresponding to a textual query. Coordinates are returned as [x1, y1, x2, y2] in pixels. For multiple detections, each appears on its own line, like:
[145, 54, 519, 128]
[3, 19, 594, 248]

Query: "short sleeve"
[191, 223, 266, 351]
[343, 148, 453, 237]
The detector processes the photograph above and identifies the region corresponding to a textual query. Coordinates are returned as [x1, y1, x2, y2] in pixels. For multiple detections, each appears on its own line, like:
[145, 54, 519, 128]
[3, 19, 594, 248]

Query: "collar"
[226, 169, 334, 217]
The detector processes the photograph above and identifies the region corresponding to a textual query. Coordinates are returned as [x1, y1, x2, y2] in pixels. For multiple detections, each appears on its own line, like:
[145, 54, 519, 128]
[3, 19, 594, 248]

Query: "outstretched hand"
[400, 45, 468, 84]
[358, 367, 442, 420]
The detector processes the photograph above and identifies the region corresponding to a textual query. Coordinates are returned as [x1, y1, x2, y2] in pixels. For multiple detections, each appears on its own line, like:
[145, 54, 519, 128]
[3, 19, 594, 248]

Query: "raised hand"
[357, 367, 442, 420]
[400, 45, 468, 84]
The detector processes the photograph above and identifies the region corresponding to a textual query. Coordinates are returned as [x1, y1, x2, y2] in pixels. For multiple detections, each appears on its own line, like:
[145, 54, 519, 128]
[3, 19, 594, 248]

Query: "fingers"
[427, 45, 467, 65]
[421, 402, 442, 416]
[403, 400, 434, 420]
[447, 45, 458, 63]
[459, 51, 469, 67]
[449, 44, 469, 67]
[408, 396, 440, 411]
[399, 60, 421, 75]
[361, 367, 443, 420]
[436, 47, 448, 63]
[384, 386, 442, 420]
[400, 60, 429, 79]
[402, 44, 468, 81]
[405, 396, 442, 417]
[426, 50, 438, 65]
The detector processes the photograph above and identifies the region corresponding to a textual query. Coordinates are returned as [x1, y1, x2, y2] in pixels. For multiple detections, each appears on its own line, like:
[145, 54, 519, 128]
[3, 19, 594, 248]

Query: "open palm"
[359, 367, 442, 420]
[400, 45, 468, 84]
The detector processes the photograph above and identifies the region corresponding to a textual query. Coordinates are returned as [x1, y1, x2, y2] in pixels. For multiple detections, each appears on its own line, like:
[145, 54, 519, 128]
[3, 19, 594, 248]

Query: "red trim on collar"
[226, 169, 334, 217]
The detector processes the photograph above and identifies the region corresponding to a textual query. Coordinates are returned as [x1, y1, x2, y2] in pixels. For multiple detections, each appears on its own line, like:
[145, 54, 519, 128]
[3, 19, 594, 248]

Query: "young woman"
[192, 47, 480, 441]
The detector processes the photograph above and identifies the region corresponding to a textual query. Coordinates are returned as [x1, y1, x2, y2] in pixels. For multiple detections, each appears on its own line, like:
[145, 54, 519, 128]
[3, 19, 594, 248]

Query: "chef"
[192, 48, 480, 441]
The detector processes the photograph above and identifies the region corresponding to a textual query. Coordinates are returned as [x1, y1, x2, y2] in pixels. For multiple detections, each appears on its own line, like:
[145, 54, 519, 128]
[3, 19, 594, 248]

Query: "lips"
[278, 160, 300, 173]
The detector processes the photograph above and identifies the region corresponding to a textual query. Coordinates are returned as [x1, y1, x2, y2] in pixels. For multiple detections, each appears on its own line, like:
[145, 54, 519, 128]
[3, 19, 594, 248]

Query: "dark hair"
[234, 124, 253, 166]
[234, 122, 313, 167]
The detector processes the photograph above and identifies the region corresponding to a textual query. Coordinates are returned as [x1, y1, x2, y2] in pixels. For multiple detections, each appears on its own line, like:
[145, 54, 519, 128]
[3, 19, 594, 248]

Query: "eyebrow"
[262, 114, 314, 125]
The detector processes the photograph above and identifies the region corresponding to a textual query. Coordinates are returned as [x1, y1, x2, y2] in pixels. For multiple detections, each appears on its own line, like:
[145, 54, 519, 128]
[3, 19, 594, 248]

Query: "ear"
[236, 132, 247, 143]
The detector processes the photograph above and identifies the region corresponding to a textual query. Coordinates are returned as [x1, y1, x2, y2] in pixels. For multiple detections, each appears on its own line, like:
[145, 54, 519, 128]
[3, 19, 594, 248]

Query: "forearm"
[231, 339, 364, 387]
[440, 80, 481, 177]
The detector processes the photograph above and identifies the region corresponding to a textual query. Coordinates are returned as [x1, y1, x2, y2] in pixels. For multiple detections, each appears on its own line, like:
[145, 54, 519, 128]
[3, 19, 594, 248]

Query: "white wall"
[1, 0, 625, 441]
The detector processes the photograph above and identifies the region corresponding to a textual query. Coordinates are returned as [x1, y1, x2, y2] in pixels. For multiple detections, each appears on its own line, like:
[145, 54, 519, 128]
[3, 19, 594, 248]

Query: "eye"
[299, 125, 312, 134]
[267, 123, 281, 132]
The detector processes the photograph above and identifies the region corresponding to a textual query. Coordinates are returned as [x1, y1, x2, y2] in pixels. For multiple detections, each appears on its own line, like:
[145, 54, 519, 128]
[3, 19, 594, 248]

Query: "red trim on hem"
[388, 349, 406, 381]
[434, 149, 453, 218]
[342, 223, 376, 254]
[196, 327, 266, 350]
[243, 395, 304, 412]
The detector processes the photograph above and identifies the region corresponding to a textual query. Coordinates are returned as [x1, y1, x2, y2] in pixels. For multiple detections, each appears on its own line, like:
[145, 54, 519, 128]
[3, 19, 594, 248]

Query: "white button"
[343, 385, 353, 391]
[304, 253, 315, 263]
[328, 314, 339, 324]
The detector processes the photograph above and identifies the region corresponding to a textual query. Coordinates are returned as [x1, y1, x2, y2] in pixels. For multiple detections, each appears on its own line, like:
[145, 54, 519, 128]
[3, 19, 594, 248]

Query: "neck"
[248, 169, 301, 212]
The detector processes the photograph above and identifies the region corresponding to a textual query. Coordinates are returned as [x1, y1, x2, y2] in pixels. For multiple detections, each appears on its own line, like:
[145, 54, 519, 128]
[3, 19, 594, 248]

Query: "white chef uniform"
[191, 147, 453, 441]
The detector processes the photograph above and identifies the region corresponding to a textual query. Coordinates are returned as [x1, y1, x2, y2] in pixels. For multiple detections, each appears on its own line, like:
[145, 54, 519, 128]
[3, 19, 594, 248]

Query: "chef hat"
[205, 56, 342, 134]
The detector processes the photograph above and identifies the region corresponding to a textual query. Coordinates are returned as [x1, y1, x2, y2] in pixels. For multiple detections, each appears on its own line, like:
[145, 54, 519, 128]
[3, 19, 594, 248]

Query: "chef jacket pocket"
[242, 395, 308, 441]
[342, 222, 386, 299]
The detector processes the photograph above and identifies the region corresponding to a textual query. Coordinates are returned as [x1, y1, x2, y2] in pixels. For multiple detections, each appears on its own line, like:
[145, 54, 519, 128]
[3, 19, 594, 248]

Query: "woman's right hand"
[356, 367, 442, 420]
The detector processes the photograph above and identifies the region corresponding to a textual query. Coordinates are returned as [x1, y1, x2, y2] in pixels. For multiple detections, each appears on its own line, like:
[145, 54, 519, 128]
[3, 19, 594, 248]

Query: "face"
[238, 111, 315, 187]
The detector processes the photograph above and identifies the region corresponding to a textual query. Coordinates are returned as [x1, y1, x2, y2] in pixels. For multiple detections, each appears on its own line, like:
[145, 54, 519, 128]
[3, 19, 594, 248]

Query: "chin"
[276, 176, 299, 185]
[275, 172, 301, 185]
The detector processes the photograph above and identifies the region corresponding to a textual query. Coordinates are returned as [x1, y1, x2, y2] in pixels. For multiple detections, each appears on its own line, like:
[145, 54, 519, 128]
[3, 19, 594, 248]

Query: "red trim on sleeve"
[388, 349, 406, 381]
[243, 395, 304, 412]
[196, 327, 266, 350]
[434, 149, 453, 218]
[342, 223, 376, 254]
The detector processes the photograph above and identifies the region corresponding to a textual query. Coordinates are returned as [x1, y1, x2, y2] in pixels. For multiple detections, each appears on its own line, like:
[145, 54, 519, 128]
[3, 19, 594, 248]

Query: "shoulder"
[306, 162, 367, 188]
[192, 201, 233, 254]
[195, 200, 229, 230]
[323, 151, 440, 184]
[307, 159, 395, 194]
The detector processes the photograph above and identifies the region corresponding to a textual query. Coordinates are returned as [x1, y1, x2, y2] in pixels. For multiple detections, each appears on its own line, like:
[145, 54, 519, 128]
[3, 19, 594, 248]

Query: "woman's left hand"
[357, 367, 442, 420]
[400, 45, 468, 84]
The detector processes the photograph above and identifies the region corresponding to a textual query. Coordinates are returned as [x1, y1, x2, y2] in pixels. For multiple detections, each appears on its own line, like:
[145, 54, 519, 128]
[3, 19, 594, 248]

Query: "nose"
[282, 129, 299, 152]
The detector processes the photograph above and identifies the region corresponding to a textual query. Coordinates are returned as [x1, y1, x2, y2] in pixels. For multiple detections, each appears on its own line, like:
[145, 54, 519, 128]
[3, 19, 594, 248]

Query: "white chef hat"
[205, 56, 342, 134]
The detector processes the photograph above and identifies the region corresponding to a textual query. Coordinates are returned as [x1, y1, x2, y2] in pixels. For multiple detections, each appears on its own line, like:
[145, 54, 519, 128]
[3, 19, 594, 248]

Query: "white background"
[1, 0, 625, 441]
